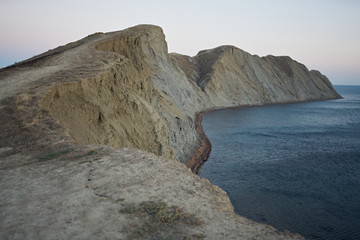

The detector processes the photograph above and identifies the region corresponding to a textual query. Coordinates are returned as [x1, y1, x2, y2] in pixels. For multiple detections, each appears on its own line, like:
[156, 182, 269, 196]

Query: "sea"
[198, 85, 360, 240]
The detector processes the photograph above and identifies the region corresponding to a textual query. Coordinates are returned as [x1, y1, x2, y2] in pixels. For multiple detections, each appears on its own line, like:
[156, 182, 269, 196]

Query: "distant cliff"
[37, 25, 340, 167]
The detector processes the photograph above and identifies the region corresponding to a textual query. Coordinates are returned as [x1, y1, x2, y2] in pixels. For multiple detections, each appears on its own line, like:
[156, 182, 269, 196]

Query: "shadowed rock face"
[0, 24, 339, 239]
[35, 25, 340, 165]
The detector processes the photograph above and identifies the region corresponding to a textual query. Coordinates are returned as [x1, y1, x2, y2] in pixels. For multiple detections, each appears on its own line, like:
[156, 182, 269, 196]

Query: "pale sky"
[1, 0, 359, 85]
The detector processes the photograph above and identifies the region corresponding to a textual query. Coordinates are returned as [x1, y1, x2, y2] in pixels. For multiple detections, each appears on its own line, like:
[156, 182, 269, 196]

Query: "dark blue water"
[199, 86, 360, 240]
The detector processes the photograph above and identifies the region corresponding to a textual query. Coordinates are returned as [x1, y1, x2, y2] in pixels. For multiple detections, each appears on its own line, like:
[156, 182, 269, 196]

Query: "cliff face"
[38, 25, 340, 165]
[0, 24, 339, 239]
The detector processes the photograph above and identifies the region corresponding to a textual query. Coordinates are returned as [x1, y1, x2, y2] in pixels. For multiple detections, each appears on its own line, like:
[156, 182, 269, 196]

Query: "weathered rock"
[0, 24, 340, 239]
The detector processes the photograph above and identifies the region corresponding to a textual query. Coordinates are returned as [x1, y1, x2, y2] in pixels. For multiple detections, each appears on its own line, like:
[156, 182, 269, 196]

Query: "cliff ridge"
[0, 24, 340, 239]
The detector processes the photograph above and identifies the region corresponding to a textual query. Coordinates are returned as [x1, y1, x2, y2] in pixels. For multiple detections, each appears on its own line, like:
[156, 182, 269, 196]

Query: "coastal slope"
[32, 25, 340, 165]
[0, 24, 340, 239]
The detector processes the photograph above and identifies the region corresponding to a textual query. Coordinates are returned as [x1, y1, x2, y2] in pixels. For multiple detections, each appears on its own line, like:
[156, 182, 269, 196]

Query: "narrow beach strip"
[186, 111, 212, 174]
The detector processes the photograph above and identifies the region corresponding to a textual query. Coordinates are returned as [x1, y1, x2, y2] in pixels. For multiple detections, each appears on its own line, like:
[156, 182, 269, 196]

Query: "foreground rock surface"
[0, 148, 303, 239]
[0, 24, 340, 239]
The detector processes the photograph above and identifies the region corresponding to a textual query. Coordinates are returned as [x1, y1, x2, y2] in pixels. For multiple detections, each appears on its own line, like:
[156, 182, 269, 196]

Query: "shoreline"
[186, 105, 247, 174]
[186, 97, 343, 174]
[185, 110, 213, 174]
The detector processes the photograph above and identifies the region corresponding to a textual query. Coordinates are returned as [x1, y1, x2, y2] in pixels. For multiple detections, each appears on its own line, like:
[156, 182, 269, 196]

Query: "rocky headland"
[0, 25, 340, 239]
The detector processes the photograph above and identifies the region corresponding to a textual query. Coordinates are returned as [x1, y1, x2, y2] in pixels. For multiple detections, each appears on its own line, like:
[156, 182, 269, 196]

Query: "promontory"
[0, 25, 340, 239]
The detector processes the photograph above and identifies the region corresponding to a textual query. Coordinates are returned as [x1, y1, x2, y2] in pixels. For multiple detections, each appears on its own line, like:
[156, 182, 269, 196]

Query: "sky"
[1, 0, 359, 85]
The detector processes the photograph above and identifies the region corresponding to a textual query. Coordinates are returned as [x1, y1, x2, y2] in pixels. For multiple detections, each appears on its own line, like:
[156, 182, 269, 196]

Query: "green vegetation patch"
[38, 148, 102, 163]
[120, 201, 203, 240]
[38, 148, 73, 161]
[86, 149, 98, 156]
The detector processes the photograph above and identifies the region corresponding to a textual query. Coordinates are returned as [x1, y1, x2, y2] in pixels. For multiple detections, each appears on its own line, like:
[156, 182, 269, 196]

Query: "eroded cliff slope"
[36, 25, 340, 166]
[0, 24, 340, 239]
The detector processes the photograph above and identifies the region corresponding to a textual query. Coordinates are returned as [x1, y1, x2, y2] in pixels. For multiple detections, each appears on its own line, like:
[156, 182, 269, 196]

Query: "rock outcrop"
[0, 24, 340, 239]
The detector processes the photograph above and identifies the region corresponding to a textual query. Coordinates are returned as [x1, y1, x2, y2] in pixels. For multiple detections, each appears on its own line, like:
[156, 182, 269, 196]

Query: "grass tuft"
[141, 201, 185, 223]
[120, 201, 203, 239]
[86, 149, 97, 156]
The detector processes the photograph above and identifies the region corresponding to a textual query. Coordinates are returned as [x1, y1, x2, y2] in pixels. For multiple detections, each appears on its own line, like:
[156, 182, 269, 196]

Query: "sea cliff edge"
[0, 24, 341, 239]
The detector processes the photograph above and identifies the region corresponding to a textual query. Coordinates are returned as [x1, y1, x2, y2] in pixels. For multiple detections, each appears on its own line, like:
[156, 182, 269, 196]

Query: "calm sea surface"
[199, 86, 360, 240]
